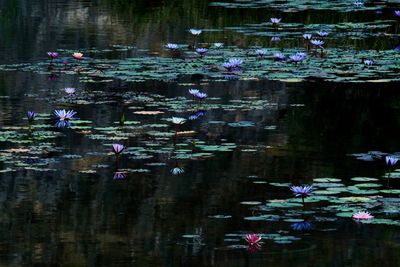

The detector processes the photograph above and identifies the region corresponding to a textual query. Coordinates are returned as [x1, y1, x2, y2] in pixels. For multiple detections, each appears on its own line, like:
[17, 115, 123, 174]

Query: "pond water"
[1, 0, 400, 266]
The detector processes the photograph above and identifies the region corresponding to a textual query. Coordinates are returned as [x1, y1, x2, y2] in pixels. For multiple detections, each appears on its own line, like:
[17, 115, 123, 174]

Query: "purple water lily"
[317, 31, 329, 37]
[395, 10, 400, 17]
[271, 36, 281, 42]
[165, 43, 179, 50]
[354, 1, 364, 7]
[171, 167, 184, 175]
[303, 33, 312, 40]
[386, 155, 399, 167]
[256, 49, 268, 58]
[54, 109, 77, 121]
[27, 111, 37, 122]
[290, 53, 306, 63]
[112, 144, 125, 155]
[274, 53, 286, 61]
[188, 110, 206, 120]
[291, 220, 313, 231]
[113, 171, 126, 180]
[189, 89, 200, 96]
[196, 48, 208, 57]
[194, 92, 207, 100]
[291, 185, 313, 204]
[223, 58, 243, 71]
[364, 59, 373, 66]
[47, 52, 59, 59]
[310, 39, 324, 47]
[270, 18, 281, 24]
[64, 87, 76, 95]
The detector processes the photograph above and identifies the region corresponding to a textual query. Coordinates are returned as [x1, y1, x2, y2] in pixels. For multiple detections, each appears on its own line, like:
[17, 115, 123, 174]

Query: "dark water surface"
[1, 0, 400, 266]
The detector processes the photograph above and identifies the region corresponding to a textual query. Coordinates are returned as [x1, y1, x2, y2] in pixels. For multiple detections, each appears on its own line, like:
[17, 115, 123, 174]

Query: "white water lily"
[171, 117, 186, 125]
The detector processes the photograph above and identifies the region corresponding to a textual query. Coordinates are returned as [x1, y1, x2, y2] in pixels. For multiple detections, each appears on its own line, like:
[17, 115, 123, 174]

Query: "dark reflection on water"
[1, 0, 400, 266]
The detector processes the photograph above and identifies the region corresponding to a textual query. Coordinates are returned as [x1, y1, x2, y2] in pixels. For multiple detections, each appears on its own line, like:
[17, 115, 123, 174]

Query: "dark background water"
[1, 0, 400, 266]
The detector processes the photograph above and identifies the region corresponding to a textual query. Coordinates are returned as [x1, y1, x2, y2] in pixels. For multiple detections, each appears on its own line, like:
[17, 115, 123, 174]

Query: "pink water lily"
[245, 233, 262, 246]
[352, 211, 374, 220]
[112, 144, 125, 155]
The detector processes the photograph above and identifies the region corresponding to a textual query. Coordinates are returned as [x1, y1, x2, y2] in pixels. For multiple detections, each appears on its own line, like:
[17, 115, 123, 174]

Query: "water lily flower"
[245, 234, 262, 246]
[354, 1, 364, 7]
[213, 42, 224, 49]
[395, 10, 400, 17]
[113, 171, 126, 180]
[291, 185, 314, 198]
[352, 211, 374, 220]
[112, 144, 125, 155]
[171, 117, 186, 125]
[196, 48, 208, 57]
[386, 155, 399, 167]
[27, 111, 37, 122]
[222, 58, 243, 71]
[270, 18, 281, 24]
[271, 36, 281, 42]
[303, 33, 312, 40]
[194, 92, 207, 100]
[64, 87, 76, 95]
[72, 52, 84, 60]
[54, 109, 77, 121]
[317, 31, 329, 37]
[310, 39, 324, 47]
[188, 110, 206, 120]
[171, 167, 184, 175]
[47, 52, 59, 59]
[166, 43, 179, 50]
[274, 52, 286, 61]
[363, 59, 373, 66]
[256, 49, 267, 58]
[290, 54, 305, 63]
[189, 28, 202, 36]
[189, 89, 200, 96]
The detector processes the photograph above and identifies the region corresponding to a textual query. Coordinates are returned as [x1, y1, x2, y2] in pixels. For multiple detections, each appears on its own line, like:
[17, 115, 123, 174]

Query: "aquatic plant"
[274, 52, 286, 61]
[189, 28, 202, 36]
[303, 33, 312, 40]
[54, 109, 77, 122]
[363, 59, 373, 66]
[213, 42, 224, 49]
[113, 171, 126, 180]
[196, 48, 208, 57]
[290, 53, 305, 63]
[353, 1, 364, 7]
[171, 117, 187, 125]
[352, 211, 374, 220]
[64, 87, 76, 95]
[188, 110, 206, 120]
[245, 233, 261, 246]
[47, 52, 59, 60]
[310, 40, 324, 48]
[189, 89, 200, 96]
[271, 36, 281, 42]
[72, 52, 84, 60]
[166, 43, 179, 50]
[317, 30, 329, 37]
[171, 167, 184, 175]
[290, 185, 313, 204]
[222, 58, 243, 71]
[27, 111, 37, 123]
[270, 18, 281, 24]
[385, 155, 399, 167]
[194, 92, 207, 101]
[395, 10, 400, 17]
[112, 143, 125, 155]
[255, 49, 268, 58]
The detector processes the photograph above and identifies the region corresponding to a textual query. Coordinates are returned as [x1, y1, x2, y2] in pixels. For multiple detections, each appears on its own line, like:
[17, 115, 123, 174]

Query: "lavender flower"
[112, 144, 125, 155]
[290, 185, 314, 198]
[363, 59, 373, 66]
[354, 1, 364, 7]
[270, 18, 281, 24]
[271, 36, 281, 42]
[223, 58, 243, 71]
[310, 39, 324, 47]
[47, 52, 59, 59]
[54, 109, 77, 121]
[303, 33, 312, 40]
[213, 42, 224, 49]
[113, 171, 126, 180]
[171, 167, 184, 175]
[386, 155, 399, 167]
[196, 48, 208, 57]
[274, 53, 286, 61]
[27, 111, 37, 122]
[194, 92, 208, 100]
[189, 89, 200, 96]
[255, 49, 268, 58]
[165, 43, 179, 50]
[64, 87, 76, 95]
[291, 220, 313, 231]
[395, 10, 400, 17]
[189, 29, 202, 36]
[317, 31, 329, 37]
[290, 54, 305, 63]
